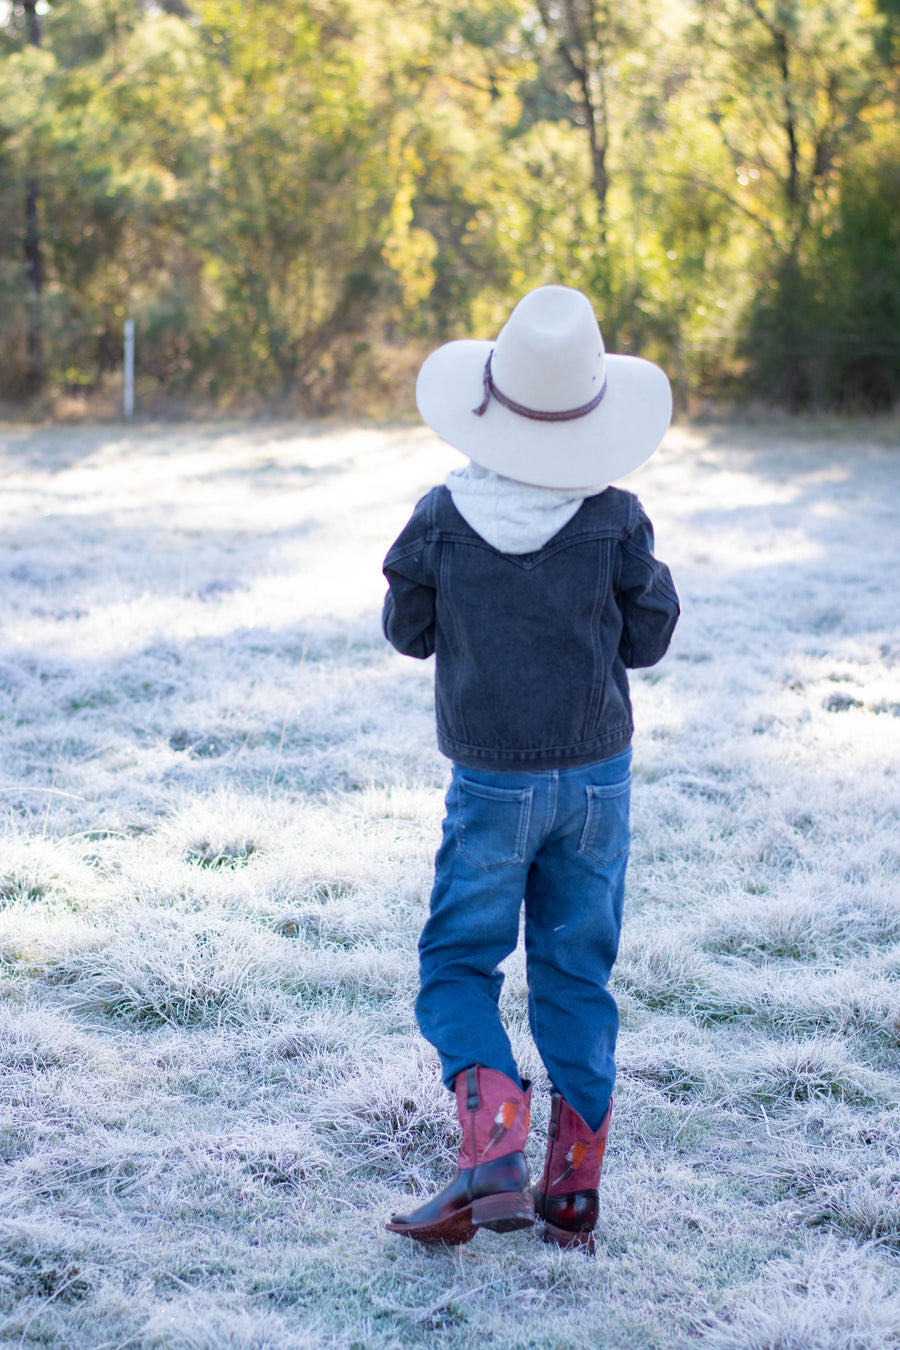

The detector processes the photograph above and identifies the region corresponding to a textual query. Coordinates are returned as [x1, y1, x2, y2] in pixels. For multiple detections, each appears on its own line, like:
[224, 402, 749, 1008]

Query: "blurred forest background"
[2, 0, 899, 418]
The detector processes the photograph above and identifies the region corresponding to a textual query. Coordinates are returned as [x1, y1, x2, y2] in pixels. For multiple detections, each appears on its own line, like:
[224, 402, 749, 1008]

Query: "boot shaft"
[455, 1065, 532, 1170]
[539, 1094, 611, 1198]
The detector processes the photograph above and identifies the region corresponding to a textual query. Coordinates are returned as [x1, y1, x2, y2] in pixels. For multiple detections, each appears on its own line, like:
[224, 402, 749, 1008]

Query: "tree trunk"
[22, 0, 45, 396]
[772, 23, 800, 210]
[536, 0, 610, 242]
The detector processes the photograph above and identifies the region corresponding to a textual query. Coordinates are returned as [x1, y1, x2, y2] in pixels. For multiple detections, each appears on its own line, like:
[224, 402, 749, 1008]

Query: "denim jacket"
[382, 484, 679, 771]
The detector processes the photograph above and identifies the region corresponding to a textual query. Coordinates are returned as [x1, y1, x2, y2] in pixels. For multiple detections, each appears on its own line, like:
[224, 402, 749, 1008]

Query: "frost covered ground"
[0, 417, 898, 1349]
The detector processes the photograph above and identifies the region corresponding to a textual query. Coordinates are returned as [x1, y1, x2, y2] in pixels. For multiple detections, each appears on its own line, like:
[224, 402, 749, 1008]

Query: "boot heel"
[471, 1189, 535, 1233]
[540, 1217, 595, 1254]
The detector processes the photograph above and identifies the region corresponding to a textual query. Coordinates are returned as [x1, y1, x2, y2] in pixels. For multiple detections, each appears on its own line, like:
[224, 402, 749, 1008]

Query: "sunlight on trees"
[0, 0, 897, 412]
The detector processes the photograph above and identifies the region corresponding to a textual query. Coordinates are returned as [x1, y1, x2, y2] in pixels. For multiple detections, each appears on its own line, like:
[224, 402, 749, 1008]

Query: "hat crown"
[491, 286, 607, 414]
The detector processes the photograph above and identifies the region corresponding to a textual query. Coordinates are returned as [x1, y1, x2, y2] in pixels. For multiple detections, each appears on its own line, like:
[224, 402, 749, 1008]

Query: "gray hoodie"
[445, 462, 608, 554]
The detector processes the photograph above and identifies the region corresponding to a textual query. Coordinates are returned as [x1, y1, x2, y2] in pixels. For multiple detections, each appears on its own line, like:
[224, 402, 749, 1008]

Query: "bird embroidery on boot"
[553, 1138, 589, 1186]
[487, 1099, 519, 1150]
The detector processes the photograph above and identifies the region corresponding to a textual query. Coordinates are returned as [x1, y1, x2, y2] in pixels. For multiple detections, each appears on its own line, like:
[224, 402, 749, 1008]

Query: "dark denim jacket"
[382, 485, 679, 771]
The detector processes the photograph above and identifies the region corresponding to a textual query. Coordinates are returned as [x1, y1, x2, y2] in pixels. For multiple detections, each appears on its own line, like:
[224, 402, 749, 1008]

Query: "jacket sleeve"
[382, 494, 437, 660]
[616, 505, 680, 668]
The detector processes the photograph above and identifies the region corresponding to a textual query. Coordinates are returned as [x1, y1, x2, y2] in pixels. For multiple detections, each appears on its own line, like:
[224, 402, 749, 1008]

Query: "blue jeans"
[416, 750, 631, 1133]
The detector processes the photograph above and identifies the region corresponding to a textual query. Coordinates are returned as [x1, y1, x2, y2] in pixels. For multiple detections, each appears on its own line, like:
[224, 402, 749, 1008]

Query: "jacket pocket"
[578, 776, 631, 867]
[456, 779, 533, 871]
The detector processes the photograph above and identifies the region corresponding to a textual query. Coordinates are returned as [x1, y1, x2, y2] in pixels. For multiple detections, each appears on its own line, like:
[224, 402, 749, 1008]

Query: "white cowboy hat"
[415, 284, 672, 489]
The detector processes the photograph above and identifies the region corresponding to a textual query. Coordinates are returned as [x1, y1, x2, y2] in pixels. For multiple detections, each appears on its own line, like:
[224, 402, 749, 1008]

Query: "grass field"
[1, 416, 898, 1349]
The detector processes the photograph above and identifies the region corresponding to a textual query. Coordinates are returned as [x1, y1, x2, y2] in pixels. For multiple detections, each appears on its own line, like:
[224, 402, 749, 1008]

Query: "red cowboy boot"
[385, 1066, 535, 1245]
[533, 1095, 612, 1253]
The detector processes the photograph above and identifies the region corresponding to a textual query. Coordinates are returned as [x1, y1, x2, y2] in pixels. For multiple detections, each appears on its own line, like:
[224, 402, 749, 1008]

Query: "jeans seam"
[546, 772, 559, 845]
[516, 790, 533, 862]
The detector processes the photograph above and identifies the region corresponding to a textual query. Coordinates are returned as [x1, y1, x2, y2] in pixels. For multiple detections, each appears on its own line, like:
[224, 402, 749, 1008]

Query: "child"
[381, 285, 679, 1251]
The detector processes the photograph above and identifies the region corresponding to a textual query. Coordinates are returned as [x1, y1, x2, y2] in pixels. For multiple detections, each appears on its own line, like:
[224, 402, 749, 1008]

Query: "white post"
[123, 318, 135, 419]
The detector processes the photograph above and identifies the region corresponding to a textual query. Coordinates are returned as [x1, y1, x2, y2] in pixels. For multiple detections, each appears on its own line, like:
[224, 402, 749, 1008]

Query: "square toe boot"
[385, 1066, 535, 1245]
[533, 1095, 611, 1253]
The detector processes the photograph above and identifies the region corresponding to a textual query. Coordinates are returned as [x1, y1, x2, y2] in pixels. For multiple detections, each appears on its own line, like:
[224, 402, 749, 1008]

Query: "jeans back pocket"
[455, 778, 533, 871]
[578, 776, 631, 867]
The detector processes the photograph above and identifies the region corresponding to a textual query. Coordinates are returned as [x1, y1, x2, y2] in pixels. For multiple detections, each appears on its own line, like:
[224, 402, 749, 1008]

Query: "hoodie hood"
[445, 462, 608, 554]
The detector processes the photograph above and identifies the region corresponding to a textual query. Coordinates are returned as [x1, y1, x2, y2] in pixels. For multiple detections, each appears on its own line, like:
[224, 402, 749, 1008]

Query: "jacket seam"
[438, 722, 633, 758]
[385, 541, 428, 568]
[583, 538, 609, 739]
[487, 536, 620, 561]
[621, 536, 680, 604]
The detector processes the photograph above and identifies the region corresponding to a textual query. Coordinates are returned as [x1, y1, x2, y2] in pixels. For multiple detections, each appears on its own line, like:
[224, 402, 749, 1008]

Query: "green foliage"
[746, 154, 900, 408]
[0, 0, 898, 411]
[825, 161, 900, 408]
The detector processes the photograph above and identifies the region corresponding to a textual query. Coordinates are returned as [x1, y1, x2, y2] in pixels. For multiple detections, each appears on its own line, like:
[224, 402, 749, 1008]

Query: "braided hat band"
[473, 349, 608, 422]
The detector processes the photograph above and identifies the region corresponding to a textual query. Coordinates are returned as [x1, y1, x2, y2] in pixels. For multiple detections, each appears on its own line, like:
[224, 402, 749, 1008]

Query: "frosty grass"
[0, 418, 898, 1349]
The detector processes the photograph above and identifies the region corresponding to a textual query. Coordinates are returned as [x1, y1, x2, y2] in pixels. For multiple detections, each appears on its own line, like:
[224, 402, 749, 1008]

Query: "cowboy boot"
[385, 1066, 535, 1245]
[533, 1095, 612, 1253]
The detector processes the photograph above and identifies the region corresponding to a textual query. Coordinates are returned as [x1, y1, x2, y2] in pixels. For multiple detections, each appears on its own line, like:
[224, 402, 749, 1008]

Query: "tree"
[1, 0, 897, 412]
[689, 0, 891, 402]
[21, 0, 45, 394]
[523, 0, 703, 367]
[692, 1, 882, 236]
[532, 0, 615, 236]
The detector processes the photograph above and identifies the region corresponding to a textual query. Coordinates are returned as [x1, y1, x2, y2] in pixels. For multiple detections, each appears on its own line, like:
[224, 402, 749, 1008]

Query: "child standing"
[381, 285, 679, 1251]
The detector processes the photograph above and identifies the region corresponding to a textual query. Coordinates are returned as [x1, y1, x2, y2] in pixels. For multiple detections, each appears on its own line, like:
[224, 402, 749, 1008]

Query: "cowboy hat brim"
[416, 338, 672, 489]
